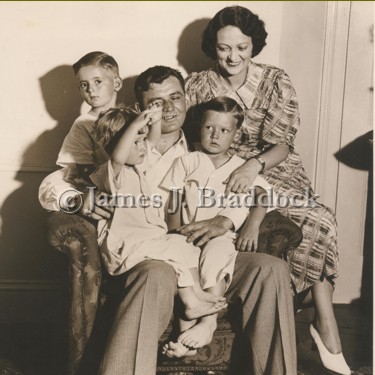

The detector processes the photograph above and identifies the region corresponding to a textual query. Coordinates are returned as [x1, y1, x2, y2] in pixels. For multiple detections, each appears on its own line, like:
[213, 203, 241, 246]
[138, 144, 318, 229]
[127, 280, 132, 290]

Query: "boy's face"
[126, 133, 147, 165]
[200, 110, 237, 156]
[140, 76, 186, 135]
[76, 64, 121, 112]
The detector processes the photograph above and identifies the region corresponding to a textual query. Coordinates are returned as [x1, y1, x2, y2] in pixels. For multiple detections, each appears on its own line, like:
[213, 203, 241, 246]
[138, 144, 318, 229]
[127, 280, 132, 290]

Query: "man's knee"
[235, 253, 290, 284]
[128, 260, 177, 293]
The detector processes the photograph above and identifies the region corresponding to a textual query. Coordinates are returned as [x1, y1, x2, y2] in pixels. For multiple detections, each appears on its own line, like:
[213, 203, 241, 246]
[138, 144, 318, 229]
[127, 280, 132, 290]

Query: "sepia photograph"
[0, 1, 373, 374]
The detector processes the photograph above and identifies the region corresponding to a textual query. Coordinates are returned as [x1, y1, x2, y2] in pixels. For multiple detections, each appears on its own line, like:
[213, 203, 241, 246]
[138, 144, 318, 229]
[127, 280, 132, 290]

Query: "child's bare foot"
[161, 341, 197, 358]
[177, 318, 217, 348]
[185, 300, 227, 320]
[195, 289, 226, 304]
[179, 317, 196, 334]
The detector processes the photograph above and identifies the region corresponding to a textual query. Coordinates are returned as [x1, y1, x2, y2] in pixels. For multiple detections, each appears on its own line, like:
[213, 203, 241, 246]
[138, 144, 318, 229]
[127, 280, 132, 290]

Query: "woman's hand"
[236, 221, 260, 252]
[224, 159, 261, 196]
[177, 216, 233, 247]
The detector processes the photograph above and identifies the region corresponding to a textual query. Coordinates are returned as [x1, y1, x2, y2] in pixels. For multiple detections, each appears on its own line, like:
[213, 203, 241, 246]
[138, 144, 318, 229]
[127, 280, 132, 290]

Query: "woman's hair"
[72, 51, 120, 76]
[93, 106, 139, 154]
[134, 65, 185, 106]
[201, 6, 268, 59]
[199, 96, 244, 129]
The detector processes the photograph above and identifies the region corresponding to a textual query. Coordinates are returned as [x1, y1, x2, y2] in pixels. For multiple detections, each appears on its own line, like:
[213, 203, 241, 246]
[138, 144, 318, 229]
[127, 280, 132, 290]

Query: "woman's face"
[216, 25, 253, 78]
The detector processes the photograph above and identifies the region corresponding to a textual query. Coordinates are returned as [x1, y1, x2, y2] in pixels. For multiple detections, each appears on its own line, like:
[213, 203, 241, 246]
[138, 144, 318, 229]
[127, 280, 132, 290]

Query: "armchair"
[47, 210, 302, 375]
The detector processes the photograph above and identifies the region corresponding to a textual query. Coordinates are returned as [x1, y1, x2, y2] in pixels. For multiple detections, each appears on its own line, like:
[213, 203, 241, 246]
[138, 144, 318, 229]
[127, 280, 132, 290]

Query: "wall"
[0, 2, 369, 305]
[0, 0, 284, 287]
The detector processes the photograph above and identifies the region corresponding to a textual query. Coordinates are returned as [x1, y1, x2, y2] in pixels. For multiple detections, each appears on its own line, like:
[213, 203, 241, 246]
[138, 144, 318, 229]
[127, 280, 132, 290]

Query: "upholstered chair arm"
[47, 211, 102, 375]
[257, 210, 303, 259]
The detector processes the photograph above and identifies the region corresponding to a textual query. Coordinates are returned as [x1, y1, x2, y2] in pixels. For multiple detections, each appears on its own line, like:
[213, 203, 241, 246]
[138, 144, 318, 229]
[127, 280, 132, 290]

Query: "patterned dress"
[184, 62, 339, 293]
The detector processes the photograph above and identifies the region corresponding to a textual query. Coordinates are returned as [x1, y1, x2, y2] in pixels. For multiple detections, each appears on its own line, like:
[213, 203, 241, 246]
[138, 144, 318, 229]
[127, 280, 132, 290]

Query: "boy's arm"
[146, 107, 162, 148]
[111, 110, 156, 176]
[166, 190, 182, 231]
[236, 186, 268, 252]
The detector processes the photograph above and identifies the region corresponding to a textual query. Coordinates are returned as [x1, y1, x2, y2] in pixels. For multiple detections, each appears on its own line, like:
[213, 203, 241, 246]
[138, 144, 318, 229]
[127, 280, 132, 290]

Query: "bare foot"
[185, 300, 227, 320]
[179, 317, 196, 334]
[194, 289, 226, 304]
[161, 341, 197, 358]
[177, 318, 217, 348]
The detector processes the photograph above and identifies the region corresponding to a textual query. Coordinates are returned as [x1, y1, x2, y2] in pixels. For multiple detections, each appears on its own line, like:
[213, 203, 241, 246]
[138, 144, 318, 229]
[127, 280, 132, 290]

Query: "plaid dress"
[184, 62, 339, 293]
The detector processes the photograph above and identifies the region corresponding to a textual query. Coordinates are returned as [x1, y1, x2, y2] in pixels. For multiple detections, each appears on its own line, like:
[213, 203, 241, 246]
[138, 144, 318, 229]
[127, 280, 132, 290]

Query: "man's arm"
[39, 167, 112, 220]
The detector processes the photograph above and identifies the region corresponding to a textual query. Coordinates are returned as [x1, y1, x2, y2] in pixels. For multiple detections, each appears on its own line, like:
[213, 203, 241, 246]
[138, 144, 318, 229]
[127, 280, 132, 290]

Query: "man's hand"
[80, 188, 113, 221]
[224, 160, 261, 196]
[177, 216, 233, 247]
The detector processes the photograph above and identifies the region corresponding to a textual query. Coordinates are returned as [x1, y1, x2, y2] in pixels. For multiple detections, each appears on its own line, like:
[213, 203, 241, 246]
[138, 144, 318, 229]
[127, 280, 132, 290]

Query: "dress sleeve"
[261, 71, 300, 148]
[185, 71, 214, 109]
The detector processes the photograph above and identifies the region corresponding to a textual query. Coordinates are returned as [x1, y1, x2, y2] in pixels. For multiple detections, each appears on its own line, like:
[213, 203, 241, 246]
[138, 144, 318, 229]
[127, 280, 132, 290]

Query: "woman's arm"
[224, 144, 289, 196]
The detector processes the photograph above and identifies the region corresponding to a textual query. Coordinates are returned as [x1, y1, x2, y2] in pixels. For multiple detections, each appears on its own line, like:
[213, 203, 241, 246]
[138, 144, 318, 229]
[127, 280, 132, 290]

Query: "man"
[39, 66, 297, 375]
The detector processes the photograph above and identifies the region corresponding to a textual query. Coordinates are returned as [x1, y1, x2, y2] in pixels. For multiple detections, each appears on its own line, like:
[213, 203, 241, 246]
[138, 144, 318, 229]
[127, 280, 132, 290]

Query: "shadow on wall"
[177, 18, 212, 75]
[0, 16, 215, 282]
[0, 65, 83, 281]
[335, 130, 373, 318]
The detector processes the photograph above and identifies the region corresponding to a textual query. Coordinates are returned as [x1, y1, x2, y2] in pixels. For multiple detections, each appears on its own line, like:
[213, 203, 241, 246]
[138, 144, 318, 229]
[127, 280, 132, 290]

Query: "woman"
[184, 6, 350, 375]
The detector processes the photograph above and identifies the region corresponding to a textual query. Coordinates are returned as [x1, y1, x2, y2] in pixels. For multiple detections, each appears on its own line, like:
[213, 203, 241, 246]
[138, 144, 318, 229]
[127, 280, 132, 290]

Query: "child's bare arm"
[236, 186, 268, 252]
[111, 109, 155, 176]
[166, 190, 182, 231]
[146, 104, 162, 148]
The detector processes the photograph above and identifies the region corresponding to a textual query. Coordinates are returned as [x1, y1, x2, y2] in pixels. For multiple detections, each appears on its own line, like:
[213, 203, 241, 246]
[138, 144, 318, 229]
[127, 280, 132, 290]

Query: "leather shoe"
[310, 324, 351, 374]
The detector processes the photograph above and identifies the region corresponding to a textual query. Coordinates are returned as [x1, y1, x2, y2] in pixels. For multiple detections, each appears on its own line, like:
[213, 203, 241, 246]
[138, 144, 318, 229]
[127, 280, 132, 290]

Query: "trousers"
[98, 252, 297, 375]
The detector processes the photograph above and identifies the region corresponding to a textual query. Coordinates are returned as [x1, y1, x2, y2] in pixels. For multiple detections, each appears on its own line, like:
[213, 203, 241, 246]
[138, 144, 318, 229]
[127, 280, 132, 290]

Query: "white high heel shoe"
[310, 324, 351, 374]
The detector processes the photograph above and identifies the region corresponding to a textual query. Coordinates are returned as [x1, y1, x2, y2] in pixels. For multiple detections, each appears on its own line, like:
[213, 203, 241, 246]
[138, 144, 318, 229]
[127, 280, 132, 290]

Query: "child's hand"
[236, 221, 260, 252]
[146, 102, 163, 126]
[130, 108, 159, 133]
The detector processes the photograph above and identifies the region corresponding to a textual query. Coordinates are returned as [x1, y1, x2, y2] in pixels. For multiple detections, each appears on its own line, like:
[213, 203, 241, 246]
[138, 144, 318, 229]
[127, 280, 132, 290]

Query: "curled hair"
[93, 106, 138, 153]
[134, 65, 185, 106]
[72, 51, 120, 76]
[199, 96, 244, 129]
[202, 6, 268, 59]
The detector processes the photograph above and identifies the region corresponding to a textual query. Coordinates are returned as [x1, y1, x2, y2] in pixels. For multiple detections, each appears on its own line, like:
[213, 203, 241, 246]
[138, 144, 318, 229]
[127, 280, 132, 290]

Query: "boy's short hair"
[134, 65, 185, 106]
[199, 96, 244, 129]
[73, 51, 120, 76]
[93, 106, 139, 154]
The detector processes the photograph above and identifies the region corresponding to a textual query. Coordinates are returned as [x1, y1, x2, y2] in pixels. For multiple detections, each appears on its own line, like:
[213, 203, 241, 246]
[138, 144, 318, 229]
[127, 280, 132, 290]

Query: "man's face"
[140, 76, 186, 135]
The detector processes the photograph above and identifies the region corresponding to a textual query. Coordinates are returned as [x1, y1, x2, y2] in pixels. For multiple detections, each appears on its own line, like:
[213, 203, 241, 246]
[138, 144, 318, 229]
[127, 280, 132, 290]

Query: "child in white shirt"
[161, 96, 272, 351]
[90, 107, 227, 321]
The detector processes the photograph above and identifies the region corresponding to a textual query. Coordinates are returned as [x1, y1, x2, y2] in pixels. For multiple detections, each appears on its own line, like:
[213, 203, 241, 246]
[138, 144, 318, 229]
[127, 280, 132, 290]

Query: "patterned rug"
[0, 359, 23, 375]
[0, 358, 372, 374]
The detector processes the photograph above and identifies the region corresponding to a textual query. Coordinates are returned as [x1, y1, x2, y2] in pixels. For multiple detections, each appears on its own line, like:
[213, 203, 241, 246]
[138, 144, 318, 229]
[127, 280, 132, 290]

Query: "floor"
[0, 304, 372, 375]
[296, 305, 372, 375]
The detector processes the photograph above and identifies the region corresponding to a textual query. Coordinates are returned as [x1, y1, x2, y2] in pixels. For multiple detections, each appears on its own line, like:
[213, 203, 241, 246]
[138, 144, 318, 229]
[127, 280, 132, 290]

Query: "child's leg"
[178, 267, 227, 320]
[190, 267, 226, 304]
[162, 268, 227, 358]
[178, 237, 236, 349]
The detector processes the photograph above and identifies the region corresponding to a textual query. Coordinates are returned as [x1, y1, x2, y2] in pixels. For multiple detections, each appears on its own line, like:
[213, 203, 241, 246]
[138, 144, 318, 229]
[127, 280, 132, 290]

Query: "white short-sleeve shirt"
[161, 152, 272, 231]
